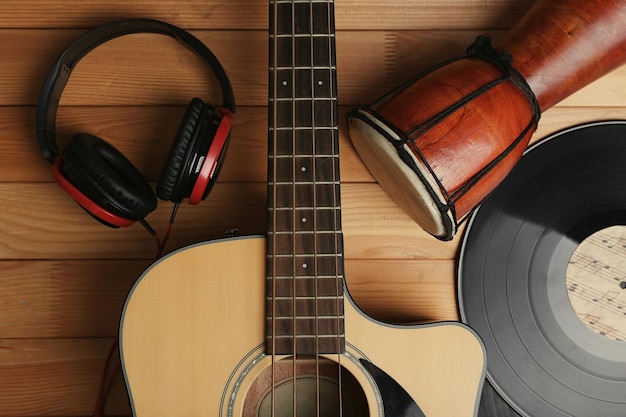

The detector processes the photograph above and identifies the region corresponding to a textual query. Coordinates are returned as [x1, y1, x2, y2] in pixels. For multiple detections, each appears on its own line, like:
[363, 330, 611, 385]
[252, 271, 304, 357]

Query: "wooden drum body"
[348, 0, 626, 240]
[349, 44, 537, 240]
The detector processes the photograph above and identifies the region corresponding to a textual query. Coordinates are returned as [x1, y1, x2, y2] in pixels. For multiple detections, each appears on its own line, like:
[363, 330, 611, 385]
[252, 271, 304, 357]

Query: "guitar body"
[122, 2, 485, 413]
[120, 236, 485, 416]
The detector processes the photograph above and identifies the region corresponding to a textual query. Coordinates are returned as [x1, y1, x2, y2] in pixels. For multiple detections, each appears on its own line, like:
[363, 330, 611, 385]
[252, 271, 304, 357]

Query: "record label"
[459, 121, 626, 417]
[566, 225, 626, 341]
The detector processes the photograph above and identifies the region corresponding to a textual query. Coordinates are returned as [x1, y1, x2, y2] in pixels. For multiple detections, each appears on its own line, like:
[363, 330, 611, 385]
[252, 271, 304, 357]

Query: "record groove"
[459, 121, 626, 417]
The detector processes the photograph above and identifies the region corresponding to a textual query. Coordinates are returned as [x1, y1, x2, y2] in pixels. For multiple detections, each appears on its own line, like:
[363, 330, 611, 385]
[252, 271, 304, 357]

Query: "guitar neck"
[266, 0, 344, 356]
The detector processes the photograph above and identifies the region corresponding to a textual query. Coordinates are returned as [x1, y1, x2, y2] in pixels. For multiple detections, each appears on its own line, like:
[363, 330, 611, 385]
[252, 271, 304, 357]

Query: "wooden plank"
[0, 258, 457, 339]
[5, 29, 258, 106]
[7, 105, 271, 183]
[0, 182, 266, 260]
[534, 107, 626, 143]
[0, 0, 534, 30]
[0, 338, 130, 416]
[345, 259, 461, 323]
[5, 29, 625, 107]
[5, 105, 626, 183]
[0, 105, 378, 184]
[0, 260, 146, 338]
[0, 182, 460, 260]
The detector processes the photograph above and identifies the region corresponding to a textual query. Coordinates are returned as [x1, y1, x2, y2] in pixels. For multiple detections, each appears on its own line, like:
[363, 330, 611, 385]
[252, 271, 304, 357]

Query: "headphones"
[36, 19, 236, 228]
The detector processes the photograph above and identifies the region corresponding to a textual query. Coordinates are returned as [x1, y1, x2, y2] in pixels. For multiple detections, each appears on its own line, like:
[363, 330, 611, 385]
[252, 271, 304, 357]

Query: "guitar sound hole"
[243, 357, 369, 416]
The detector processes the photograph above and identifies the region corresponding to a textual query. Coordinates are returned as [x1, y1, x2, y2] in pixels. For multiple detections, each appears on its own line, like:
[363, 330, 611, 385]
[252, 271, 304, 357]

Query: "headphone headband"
[36, 18, 236, 163]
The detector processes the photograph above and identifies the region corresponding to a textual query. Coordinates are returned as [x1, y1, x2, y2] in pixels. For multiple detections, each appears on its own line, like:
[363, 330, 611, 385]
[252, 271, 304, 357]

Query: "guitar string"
[308, 1, 341, 414]
[326, 1, 345, 414]
[271, 1, 343, 414]
[270, 0, 279, 414]
[306, 0, 323, 416]
[290, 0, 298, 414]
[309, 1, 320, 417]
[309, 0, 343, 413]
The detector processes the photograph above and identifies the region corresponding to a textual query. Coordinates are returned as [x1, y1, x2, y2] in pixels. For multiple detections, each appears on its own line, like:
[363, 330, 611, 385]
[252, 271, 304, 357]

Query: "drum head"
[348, 109, 455, 239]
[459, 121, 626, 417]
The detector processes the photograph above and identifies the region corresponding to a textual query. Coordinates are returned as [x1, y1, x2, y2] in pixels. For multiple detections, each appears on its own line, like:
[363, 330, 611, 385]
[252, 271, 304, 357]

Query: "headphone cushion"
[156, 97, 206, 202]
[62, 133, 157, 220]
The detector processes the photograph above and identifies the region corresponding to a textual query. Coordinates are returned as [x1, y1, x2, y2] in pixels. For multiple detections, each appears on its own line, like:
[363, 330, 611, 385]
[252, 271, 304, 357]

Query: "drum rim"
[348, 109, 455, 239]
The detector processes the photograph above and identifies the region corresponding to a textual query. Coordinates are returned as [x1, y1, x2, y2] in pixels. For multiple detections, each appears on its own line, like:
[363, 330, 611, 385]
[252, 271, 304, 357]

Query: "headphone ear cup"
[60, 133, 157, 224]
[156, 97, 206, 202]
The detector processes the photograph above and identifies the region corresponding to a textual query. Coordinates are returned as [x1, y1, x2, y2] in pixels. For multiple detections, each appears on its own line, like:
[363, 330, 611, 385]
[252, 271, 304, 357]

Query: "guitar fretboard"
[267, 0, 344, 356]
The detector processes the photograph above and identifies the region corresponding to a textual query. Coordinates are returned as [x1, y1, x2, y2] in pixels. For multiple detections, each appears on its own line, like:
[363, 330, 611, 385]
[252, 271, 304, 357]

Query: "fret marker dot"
[282, 80, 288, 86]
[301, 166, 307, 172]
[318, 80, 323, 85]
[303, 263, 308, 269]
[301, 217, 307, 223]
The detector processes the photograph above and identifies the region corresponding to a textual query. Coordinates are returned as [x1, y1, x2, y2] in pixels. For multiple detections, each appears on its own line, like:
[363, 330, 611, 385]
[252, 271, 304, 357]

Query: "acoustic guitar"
[119, 1, 486, 415]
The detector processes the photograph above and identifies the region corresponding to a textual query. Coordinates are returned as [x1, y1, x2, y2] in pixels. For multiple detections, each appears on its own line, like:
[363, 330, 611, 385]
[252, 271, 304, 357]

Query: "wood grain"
[0, 182, 461, 260]
[3, 29, 625, 107]
[1, 0, 624, 415]
[0, 0, 534, 30]
[502, 0, 626, 111]
[0, 260, 146, 338]
[4, 105, 626, 183]
[0, 338, 131, 416]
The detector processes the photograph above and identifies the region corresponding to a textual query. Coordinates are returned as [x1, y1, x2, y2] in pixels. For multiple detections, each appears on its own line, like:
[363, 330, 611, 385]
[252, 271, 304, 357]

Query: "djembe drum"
[348, 0, 626, 240]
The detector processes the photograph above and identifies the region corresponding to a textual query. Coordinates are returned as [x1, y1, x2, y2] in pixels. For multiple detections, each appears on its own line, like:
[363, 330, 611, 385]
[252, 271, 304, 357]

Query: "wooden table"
[1, 0, 624, 415]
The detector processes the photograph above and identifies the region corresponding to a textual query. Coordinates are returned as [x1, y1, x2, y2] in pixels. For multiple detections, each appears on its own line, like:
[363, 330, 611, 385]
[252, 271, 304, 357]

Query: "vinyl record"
[458, 121, 626, 417]
[478, 380, 522, 417]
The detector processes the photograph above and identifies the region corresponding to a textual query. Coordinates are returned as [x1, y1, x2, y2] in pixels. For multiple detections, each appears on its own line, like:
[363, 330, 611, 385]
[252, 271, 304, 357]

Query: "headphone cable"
[138, 202, 180, 259]
[93, 338, 120, 417]
[94, 202, 180, 416]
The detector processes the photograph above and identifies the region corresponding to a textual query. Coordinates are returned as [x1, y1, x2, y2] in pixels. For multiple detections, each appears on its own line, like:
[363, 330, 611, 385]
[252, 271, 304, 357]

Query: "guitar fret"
[268, 252, 343, 260]
[268, 257, 343, 260]
[270, 252, 341, 258]
[270, 277, 344, 280]
[270, 296, 340, 301]
[271, 208, 340, 211]
[267, 276, 343, 299]
[271, 275, 342, 277]
[268, 157, 339, 161]
[271, 343, 344, 355]
[269, 275, 344, 280]
[271, 1, 334, 36]
[268, 316, 344, 320]
[270, 206, 341, 211]
[271, 96, 337, 101]
[270, 272, 344, 274]
[270, 125, 337, 129]
[270, 274, 343, 276]
[269, 253, 343, 258]
[269, 102, 336, 128]
[271, 334, 344, 339]
[271, 230, 341, 234]
[269, 179, 339, 186]
[273, 0, 334, 3]
[270, 65, 336, 72]
[268, 0, 342, 356]
[269, 204, 342, 210]
[271, 34, 336, 38]
[268, 297, 343, 313]
[268, 337, 344, 355]
[268, 210, 341, 213]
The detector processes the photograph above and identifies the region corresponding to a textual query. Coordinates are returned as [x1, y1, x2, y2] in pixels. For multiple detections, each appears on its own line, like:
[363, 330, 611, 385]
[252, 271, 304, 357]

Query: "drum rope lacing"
[442, 35, 541, 204]
[356, 36, 541, 235]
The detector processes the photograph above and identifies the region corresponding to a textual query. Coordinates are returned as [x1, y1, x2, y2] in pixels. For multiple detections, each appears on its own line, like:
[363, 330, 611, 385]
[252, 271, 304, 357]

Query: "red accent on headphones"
[52, 158, 135, 228]
[189, 109, 233, 205]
